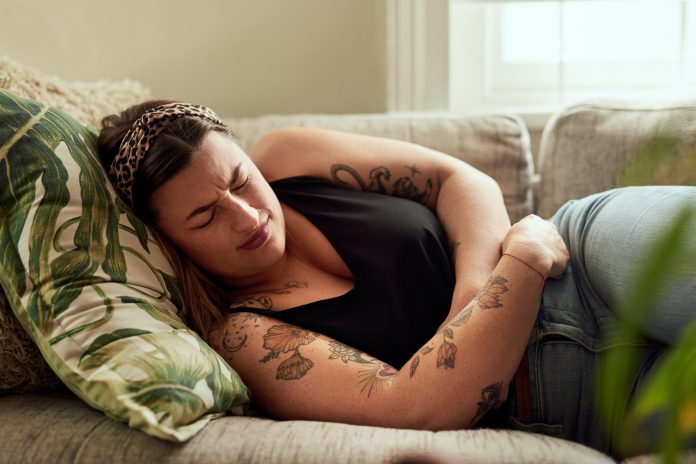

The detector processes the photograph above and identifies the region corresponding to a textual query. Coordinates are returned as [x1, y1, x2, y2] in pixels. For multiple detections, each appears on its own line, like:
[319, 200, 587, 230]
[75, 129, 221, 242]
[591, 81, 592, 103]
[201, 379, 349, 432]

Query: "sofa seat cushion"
[0, 390, 620, 464]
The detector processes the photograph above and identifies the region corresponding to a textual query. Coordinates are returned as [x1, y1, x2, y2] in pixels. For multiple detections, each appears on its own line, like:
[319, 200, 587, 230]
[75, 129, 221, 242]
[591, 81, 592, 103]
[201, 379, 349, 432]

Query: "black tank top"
[227, 176, 455, 369]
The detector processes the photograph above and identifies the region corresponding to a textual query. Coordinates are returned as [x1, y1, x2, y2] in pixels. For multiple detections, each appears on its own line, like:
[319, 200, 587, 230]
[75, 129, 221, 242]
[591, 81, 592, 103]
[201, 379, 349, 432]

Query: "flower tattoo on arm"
[260, 324, 317, 380]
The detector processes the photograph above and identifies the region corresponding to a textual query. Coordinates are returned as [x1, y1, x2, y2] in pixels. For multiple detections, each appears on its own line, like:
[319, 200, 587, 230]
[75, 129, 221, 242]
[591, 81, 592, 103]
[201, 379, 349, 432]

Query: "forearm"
[435, 164, 511, 327]
[209, 249, 549, 431]
[388, 251, 545, 430]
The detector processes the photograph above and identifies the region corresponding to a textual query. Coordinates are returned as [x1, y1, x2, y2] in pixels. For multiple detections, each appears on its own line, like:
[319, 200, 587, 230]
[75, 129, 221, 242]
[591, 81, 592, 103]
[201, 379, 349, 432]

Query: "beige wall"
[3, 0, 387, 118]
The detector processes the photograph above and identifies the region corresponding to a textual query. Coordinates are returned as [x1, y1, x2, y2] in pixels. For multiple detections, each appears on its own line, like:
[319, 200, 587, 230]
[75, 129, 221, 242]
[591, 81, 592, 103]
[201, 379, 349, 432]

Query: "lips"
[239, 218, 270, 250]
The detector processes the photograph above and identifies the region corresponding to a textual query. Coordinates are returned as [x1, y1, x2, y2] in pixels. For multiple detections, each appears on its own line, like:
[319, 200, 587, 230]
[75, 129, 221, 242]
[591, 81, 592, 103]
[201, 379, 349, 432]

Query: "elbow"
[405, 409, 475, 432]
[393, 395, 476, 431]
[390, 383, 508, 431]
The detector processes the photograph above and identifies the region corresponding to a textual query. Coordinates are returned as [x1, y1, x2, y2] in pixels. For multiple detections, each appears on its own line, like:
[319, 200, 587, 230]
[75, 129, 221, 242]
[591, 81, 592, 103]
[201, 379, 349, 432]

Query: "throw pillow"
[0, 55, 153, 393]
[0, 88, 250, 442]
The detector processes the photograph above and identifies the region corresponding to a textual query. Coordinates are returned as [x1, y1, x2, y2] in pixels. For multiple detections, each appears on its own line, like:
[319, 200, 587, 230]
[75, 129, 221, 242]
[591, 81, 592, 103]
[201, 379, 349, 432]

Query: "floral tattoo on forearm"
[476, 276, 509, 310]
[327, 340, 397, 398]
[260, 324, 317, 380]
[408, 275, 510, 378]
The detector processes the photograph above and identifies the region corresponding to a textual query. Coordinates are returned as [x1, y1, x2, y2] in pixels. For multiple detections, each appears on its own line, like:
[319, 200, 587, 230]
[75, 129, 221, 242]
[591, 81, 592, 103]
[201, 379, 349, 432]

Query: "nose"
[219, 192, 261, 233]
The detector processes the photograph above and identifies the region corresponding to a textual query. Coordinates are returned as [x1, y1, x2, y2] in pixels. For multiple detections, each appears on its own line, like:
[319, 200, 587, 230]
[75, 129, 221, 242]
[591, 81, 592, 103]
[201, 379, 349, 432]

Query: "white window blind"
[449, 0, 696, 115]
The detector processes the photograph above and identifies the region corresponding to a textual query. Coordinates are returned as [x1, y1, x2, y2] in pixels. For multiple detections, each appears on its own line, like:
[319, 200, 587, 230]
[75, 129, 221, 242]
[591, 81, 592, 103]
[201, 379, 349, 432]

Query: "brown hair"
[97, 99, 237, 341]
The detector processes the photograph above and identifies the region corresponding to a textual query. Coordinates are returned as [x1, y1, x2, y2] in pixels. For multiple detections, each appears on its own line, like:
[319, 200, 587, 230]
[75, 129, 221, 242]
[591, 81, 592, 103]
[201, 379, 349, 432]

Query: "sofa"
[1, 57, 695, 464]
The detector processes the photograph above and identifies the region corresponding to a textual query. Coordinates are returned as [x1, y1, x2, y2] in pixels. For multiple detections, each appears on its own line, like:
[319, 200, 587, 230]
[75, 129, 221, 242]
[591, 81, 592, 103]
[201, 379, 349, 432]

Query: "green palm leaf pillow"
[0, 89, 250, 442]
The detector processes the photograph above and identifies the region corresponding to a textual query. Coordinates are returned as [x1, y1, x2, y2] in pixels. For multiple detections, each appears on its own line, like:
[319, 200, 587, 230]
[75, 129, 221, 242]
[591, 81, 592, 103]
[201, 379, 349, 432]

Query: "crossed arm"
[208, 255, 546, 429]
[206, 127, 550, 429]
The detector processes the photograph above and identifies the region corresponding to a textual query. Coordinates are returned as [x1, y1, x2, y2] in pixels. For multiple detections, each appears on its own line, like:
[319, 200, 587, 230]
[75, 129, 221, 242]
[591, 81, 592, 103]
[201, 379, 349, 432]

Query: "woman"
[98, 101, 696, 458]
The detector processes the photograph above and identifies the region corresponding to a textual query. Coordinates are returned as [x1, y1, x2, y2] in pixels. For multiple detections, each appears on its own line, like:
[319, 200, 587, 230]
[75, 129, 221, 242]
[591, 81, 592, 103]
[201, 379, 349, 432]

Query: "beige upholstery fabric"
[537, 100, 696, 218]
[0, 390, 616, 464]
[224, 112, 535, 224]
[0, 291, 63, 393]
[0, 55, 152, 128]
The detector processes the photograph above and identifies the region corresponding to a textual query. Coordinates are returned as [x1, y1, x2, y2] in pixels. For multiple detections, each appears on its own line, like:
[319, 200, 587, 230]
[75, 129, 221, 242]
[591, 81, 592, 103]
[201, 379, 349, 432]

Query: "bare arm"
[434, 166, 510, 332]
[208, 218, 568, 429]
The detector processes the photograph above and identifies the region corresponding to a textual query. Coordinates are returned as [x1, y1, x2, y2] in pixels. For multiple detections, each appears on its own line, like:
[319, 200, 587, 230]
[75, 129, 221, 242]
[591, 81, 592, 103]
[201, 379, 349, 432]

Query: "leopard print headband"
[109, 102, 224, 207]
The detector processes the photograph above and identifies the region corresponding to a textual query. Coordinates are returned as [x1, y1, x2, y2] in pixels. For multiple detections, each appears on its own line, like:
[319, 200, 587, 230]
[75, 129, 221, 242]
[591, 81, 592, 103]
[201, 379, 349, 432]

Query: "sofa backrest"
[224, 112, 535, 223]
[537, 101, 696, 218]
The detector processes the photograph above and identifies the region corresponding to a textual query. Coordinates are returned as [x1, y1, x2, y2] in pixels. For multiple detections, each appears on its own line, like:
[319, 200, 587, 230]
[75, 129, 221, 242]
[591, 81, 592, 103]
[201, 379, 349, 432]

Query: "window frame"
[387, 0, 696, 129]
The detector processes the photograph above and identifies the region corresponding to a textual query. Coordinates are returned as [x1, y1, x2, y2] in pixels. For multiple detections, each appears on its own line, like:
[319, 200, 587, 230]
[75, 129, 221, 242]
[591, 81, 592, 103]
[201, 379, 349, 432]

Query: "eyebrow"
[186, 162, 243, 221]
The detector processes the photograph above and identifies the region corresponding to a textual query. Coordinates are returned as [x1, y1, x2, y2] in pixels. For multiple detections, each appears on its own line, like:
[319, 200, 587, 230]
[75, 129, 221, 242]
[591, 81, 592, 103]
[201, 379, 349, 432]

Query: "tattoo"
[409, 355, 420, 378]
[449, 305, 473, 327]
[214, 312, 260, 356]
[393, 176, 433, 204]
[326, 340, 397, 397]
[409, 305, 473, 379]
[472, 382, 503, 424]
[436, 327, 457, 369]
[260, 324, 317, 380]
[330, 164, 434, 204]
[357, 362, 398, 398]
[331, 164, 389, 193]
[276, 352, 315, 381]
[476, 276, 509, 310]
[409, 343, 436, 378]
[405, 164, 420, 176]
[328, 341, 373, 364]
[228, 281, 308, 311]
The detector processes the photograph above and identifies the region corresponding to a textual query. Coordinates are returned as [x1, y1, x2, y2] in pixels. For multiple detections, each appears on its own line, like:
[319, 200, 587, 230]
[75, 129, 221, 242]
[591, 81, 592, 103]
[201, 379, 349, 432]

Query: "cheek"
[167, 227, 229, 263]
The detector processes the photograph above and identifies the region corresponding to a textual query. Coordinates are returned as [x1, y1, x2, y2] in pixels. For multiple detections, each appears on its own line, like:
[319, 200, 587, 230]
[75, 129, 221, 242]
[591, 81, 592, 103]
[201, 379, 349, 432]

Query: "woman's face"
[149, 130, 286, 285]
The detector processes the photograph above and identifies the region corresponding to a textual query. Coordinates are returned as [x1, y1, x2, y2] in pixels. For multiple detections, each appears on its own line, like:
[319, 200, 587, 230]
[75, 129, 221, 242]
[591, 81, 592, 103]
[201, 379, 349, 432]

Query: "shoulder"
[249, 127, 336, 182]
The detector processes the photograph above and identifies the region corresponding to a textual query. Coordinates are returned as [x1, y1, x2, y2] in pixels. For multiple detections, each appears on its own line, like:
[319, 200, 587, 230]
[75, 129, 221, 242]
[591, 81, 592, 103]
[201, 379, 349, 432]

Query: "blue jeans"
[508, 186, 696, 459]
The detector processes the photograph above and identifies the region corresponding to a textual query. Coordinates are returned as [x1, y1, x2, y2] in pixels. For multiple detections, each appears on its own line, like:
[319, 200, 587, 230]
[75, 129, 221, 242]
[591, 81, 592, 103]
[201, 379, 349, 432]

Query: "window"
[388, 0, 696, 124]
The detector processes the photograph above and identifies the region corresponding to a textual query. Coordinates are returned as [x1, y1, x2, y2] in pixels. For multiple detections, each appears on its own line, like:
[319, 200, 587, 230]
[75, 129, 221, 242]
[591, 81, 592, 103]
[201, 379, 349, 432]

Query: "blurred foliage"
[617, 135, 696, 186]
[598, 123, 696, 463]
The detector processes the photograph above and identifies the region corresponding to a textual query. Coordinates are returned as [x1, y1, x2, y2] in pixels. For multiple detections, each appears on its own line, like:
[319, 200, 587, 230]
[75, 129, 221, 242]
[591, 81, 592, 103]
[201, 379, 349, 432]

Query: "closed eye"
[232, 173, 251, 191]
[197, 208, 216, 228]
[198, 174, 251, 229]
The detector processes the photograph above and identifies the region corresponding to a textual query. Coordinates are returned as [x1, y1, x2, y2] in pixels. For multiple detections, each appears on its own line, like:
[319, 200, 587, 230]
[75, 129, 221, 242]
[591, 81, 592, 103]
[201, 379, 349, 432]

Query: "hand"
[502, 214, 569, 279]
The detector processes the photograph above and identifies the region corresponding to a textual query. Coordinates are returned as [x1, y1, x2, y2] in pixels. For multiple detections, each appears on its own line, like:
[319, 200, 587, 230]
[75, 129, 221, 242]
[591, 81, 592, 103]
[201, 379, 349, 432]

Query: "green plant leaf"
[597, 205, 695, 453]
[617, 127, 696, 187]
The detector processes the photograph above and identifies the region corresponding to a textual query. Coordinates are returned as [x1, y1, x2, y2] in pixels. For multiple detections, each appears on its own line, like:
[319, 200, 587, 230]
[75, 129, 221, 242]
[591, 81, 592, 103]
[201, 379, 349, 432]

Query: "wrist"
[501, 244, 551, 278]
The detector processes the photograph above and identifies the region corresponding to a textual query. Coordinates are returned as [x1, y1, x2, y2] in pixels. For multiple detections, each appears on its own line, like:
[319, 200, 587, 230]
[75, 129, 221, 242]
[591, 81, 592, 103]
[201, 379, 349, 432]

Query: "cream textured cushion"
[537, 100, 696, 218]
[225, 112, 535, 223]
[0, 289, 63, 393]
[0, 55, 151, 129]
[0, 390, 622, 464]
